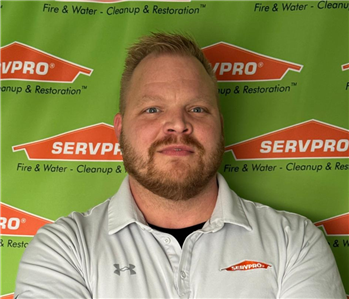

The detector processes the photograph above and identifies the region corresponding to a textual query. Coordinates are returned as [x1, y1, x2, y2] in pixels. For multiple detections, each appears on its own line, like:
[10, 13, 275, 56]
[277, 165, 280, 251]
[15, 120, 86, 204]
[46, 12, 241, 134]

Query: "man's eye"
[145, 107, 159, 113]
[191, 107, 205, 113]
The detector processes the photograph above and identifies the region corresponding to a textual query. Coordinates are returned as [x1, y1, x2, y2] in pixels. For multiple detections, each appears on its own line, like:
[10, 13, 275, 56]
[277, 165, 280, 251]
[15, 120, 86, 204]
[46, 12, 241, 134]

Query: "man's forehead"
[124, 53, 219, 110]
[130, 55, 213, 90]
[134, 53, 207, 78]
[130, 77, 216, 108]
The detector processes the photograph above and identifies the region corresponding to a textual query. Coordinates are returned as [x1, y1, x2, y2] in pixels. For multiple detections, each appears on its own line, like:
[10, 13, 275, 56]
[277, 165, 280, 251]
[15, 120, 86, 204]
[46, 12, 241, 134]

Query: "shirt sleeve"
[278, 218, 346, 298]
[14, 219, 92, 299]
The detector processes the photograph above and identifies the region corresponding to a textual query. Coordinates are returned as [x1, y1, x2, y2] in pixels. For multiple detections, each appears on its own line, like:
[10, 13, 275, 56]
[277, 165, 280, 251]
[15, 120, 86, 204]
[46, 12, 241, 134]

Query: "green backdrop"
[1, 0, 348, 297]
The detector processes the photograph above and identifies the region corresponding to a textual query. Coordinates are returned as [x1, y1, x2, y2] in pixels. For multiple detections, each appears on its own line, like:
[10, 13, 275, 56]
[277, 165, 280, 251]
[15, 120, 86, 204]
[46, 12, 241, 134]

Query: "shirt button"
[164, 237, 171, 244]
[180, 271, 186, 279]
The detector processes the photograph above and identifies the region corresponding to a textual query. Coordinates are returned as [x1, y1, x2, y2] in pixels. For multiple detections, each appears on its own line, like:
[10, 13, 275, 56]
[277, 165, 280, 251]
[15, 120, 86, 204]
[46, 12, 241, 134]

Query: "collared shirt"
[15, 174, 346, 298]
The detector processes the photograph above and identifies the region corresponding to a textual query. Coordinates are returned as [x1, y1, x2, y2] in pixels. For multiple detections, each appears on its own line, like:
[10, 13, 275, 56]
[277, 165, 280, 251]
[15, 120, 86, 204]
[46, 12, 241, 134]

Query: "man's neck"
[128, 175, 219, 229]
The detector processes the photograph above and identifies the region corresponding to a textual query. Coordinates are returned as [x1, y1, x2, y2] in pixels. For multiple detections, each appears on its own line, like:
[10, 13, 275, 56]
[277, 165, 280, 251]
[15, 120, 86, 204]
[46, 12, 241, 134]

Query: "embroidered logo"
[221, 260, 272, 272]
[114, 264, 136, 275]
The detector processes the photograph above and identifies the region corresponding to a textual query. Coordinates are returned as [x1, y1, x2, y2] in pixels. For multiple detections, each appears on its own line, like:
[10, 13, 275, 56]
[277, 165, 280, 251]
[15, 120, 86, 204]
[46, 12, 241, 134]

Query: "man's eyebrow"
[134, 95, 216, 109]
[140, 95, 214, 103]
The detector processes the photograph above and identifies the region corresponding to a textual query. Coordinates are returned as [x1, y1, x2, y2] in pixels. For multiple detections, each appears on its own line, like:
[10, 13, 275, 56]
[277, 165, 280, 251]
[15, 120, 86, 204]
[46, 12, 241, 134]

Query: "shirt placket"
[151, 230, 203, 298]
[177, 231, 203, 299]
[151, 230, 182, 296]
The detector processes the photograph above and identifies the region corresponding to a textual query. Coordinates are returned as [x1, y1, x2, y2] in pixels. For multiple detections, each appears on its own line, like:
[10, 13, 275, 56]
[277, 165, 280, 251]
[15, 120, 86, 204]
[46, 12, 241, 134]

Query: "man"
[15, 33, 346, 298]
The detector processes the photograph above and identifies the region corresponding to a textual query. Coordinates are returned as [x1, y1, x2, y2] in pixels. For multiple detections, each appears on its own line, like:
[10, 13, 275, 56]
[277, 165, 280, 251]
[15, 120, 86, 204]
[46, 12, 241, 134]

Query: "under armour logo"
[114, 264, 136, 275]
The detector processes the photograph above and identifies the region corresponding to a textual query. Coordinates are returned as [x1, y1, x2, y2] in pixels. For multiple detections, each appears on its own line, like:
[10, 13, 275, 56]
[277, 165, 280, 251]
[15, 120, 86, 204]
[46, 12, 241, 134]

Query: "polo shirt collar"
[108, 176, 149, 235]
[205, 173, 252, 232]
[108, 174, 252, 235]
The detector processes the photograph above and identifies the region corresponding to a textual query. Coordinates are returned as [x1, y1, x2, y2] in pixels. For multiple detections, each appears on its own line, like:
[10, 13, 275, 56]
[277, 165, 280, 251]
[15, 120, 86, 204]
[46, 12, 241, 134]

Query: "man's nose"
[163, 110, 193, 135]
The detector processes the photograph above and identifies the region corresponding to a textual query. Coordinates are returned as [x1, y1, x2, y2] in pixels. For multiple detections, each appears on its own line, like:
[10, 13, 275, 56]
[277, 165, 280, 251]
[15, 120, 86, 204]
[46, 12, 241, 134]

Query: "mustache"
[148, 135, 205, 158]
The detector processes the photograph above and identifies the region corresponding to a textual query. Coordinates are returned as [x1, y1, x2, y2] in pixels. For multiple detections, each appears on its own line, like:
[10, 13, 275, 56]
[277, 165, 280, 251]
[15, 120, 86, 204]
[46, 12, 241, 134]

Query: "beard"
[119, 131, 225, 201]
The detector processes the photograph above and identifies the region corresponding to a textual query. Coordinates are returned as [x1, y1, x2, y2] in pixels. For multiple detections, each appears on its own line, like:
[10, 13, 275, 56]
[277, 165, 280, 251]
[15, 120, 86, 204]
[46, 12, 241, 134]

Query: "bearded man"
[15, 33, 346, 298]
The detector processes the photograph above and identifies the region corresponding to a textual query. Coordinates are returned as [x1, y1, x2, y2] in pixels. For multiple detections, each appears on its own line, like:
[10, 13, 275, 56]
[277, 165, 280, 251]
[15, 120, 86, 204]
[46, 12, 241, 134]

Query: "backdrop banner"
[1, 0, 348, 297]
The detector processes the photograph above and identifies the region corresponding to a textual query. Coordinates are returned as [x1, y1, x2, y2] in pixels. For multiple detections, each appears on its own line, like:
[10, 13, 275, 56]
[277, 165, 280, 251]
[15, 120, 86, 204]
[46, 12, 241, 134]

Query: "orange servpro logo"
[12, 123, 122, 161]
[315, 213, 349, 236]
[0, 203, 53, 237]
[202, 42, 302, 82]
[0, 42, 93, 82]
[0, 294, 14, 299]
[225, 120, 349, 160]
[221, 260, 272, 272]
[342, 63, 349, 71]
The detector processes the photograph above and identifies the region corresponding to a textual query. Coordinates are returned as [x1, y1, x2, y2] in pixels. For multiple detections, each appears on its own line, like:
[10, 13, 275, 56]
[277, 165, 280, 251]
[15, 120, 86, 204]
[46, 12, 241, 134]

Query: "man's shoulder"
[231, 193, 325, 249]
[236, 193, 313, 229]
[38, 197, 112, 238]
[71, 198, 111, 220]
[217, 174, 313, 232]
[242, 196, 306, 217]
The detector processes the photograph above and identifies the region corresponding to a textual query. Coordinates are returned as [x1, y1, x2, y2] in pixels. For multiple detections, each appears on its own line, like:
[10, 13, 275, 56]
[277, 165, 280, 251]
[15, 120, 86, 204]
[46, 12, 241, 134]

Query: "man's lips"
[157, 145, 195, 156]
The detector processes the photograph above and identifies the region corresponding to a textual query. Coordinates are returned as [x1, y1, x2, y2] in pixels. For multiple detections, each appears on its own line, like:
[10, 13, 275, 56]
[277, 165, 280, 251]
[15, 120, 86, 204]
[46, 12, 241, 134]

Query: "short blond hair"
[119, 32, 218, 115]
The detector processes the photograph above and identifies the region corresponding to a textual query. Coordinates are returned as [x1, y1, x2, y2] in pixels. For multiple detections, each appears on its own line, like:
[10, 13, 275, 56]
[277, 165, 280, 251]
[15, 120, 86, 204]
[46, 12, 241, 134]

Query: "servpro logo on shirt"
[315, 213, 349, 236]
[342, 63, 349, 71]
[221, 260, 272, 272]
[0, 42, 93, 82]
[202, 42, 302, 82]
[12, 123, 123, 161]
[225, 120, 349, 160]
[0, 202, 53, 237]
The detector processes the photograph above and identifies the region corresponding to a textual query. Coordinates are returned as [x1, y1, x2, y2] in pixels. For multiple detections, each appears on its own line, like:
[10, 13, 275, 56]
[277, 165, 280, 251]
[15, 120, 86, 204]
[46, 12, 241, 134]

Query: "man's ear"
[114, 113, 122, 140]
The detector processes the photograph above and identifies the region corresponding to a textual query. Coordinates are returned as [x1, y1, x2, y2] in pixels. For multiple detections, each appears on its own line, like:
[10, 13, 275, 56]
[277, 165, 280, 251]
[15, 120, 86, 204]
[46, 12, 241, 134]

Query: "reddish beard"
[120, 132, 224, 201]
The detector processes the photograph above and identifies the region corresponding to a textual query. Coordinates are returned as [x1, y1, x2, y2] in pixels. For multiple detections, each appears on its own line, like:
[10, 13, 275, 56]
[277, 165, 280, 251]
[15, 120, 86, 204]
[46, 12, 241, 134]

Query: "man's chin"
[129, 161, 194, 179]
[129, 168, 206, 201]
[143, 179, 204, 201]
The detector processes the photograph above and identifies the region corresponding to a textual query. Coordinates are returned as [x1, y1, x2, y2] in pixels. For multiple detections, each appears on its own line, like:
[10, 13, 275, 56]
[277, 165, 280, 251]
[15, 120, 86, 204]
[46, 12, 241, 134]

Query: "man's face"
[114, 53, 224, 201]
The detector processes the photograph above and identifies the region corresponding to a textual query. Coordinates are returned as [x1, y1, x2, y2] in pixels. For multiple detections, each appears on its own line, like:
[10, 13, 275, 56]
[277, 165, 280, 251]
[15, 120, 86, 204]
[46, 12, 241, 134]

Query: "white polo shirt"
[15, 174, 346, 298]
